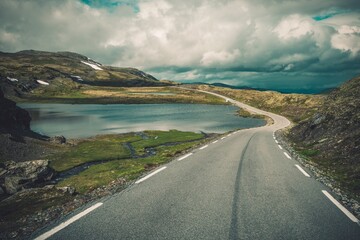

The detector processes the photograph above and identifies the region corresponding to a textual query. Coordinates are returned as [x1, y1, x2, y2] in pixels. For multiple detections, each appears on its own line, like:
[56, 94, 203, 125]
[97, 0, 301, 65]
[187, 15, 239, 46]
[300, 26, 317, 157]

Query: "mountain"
[0, 50, 170, 99]
[185, 82, 328, 94]
[288, 76, 360, 193]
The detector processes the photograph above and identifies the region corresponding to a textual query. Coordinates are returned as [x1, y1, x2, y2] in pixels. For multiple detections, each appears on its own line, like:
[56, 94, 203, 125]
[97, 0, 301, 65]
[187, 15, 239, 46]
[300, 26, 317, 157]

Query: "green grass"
[57, 160, 144, 194]
[131, 130, 205, 155]
[298, 149, 320, 158]
[50, 134, 141, 172]
[54, 130, 208, 194]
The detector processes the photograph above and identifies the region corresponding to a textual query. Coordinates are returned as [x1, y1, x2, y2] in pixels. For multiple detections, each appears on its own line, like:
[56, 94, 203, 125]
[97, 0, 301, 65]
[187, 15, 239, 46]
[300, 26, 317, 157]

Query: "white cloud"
[200, 49, 240, 66]
[331, 33, 360, 54]
[0, 0, 359, 91]
[273, 14, 314, 40]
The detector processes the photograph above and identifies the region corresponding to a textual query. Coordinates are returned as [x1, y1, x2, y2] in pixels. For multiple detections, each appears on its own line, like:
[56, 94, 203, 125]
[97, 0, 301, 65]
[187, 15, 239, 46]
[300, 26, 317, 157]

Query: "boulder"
[4, 176, 23, 194]
[1, 160, 55, 194]
[57, 186, 76, 195]
[50, 135, 66, 144]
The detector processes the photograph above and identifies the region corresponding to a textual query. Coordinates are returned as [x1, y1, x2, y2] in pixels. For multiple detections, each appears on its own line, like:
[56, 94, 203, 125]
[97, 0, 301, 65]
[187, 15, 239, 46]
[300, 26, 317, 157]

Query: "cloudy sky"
[1, 0, 360, 92]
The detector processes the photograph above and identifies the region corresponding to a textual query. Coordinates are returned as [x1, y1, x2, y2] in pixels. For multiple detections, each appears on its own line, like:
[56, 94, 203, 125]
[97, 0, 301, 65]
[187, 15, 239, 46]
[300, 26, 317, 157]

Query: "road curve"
[196, 89, 291, 131]
[33, 90, 359, 240]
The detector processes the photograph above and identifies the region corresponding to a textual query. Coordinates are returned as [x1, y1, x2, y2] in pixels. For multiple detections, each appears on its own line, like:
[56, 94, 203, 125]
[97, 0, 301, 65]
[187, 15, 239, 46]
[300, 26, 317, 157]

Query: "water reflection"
[19, 103, 265, 138]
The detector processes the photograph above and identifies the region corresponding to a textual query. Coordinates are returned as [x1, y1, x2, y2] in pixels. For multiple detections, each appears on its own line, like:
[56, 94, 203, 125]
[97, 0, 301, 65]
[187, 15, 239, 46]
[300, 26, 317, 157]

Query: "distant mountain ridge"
[0, 50, 170, 98]
[185, 82, 333, 94]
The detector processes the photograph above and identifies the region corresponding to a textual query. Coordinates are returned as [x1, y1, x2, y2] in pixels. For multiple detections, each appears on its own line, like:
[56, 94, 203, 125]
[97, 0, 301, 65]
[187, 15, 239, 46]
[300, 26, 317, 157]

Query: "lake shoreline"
[1, 99, 266, 239]
[19, 103, 266, 138]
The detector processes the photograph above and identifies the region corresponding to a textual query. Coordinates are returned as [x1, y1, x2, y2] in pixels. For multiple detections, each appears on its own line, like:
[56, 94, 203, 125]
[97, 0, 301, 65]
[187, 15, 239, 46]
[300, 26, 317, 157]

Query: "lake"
[19, 103, 266, 138]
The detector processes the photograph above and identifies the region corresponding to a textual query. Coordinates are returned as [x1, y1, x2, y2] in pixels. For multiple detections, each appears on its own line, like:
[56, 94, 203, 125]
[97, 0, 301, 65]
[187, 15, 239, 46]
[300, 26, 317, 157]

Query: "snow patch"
[7, 77, 18, 82]
[81, 61, 103, 70]
[71, 75, 83, 81]
[37, 80, 50, 85]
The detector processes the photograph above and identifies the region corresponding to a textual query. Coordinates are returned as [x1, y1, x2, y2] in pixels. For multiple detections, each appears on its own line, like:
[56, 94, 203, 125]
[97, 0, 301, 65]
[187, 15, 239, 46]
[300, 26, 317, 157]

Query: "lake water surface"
[19, 103, 265, 138]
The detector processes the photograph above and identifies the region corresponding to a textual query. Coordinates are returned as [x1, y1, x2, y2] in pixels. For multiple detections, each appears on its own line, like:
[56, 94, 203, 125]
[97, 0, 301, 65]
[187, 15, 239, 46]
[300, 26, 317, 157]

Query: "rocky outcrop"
[289, 76, 360, 164]
[288, 76, 360, 195]
[0, 89, 31, 131]
[0, 160, 55, 195]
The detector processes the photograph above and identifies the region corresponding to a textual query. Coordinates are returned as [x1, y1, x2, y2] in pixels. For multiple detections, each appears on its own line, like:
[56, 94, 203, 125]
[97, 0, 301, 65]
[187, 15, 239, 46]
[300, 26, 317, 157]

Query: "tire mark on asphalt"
[228, 134, 255, 240]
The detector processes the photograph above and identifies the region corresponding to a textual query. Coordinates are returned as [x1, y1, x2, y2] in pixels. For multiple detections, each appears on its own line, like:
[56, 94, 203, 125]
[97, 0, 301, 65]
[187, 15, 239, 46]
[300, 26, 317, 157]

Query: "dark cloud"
[0, 0, 359, 92]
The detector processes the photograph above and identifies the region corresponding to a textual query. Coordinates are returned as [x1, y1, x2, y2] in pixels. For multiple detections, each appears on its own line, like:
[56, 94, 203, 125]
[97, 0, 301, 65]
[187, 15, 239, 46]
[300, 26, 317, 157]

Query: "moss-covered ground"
[52, 130, 209, 194]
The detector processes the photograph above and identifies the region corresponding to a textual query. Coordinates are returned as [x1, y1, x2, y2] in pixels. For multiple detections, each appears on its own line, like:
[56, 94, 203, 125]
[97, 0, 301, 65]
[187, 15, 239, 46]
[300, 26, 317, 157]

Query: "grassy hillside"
[0, 50, 231, 105]
[187, 84, 324, 123]
[0, 50, 171, 100]
[288, 76, 360, 196]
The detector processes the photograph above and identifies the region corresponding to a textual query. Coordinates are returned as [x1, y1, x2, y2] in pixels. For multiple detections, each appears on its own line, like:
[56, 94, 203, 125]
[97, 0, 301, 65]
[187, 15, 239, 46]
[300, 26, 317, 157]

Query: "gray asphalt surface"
[33, 91, 360, 240]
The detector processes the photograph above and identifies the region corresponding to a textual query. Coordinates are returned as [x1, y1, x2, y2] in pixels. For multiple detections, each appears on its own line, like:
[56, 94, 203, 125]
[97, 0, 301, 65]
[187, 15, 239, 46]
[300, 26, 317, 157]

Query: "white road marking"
[200, 145, 208, 150]
[278, 145, 283, 150]
[322, 190, 359, 223]
[284, 152, 291, 159]
[178, 153, 193, 161]
[275, 140, 279, 144]
[212, 140, 218, 144]
[295, 165, 310, 177]
[34, 202, 103, 240]
[135, 167, 167, 184]
[221, 137, 226, 140]
[227, 134, 232, 137]
[273, 136, 276, 140]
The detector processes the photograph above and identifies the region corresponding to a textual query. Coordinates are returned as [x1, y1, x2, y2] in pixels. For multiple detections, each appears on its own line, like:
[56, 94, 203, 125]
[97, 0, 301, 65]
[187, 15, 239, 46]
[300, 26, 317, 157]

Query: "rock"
[9, 231, 18, 238]
[312, 113, 326, 126]
[50, 135, 66, 144]
[1, 160, 55, 195]
[0, 186, 4, 195]
[43, 185, 55, 190]
[57, 186, 76, 195]
[4, 176, 23, 194]
[0, 168, 7, 177]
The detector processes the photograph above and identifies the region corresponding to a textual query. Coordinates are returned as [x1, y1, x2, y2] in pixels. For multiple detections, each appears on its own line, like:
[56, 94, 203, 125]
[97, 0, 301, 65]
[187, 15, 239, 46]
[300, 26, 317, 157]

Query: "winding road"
[33, 90, 359, 240]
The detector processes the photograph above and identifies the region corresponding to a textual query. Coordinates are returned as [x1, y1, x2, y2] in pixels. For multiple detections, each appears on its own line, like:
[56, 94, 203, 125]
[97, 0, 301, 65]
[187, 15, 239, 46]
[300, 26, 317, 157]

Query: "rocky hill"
[0, 88, 55, 162]
[0, 50, 169, 100]
[189, 84, 324, 123]
[288, 76, 360, 194]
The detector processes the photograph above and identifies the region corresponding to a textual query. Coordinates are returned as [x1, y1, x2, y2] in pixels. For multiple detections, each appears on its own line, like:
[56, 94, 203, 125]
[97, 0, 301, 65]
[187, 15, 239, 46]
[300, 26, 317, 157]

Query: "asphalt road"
[33, 91, 360, 240]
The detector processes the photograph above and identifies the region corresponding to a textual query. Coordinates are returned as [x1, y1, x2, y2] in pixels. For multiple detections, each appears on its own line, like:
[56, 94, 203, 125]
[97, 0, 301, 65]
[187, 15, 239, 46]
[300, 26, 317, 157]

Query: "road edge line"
[34, 202, 103, 240]
[322, 190, 359, 223]
[135, 167, 167, 184]
[295, 164, 310, 177]
[284, 152, 291, 159]
[199, 145, 208, 150]
[178, 153, 193, 161]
